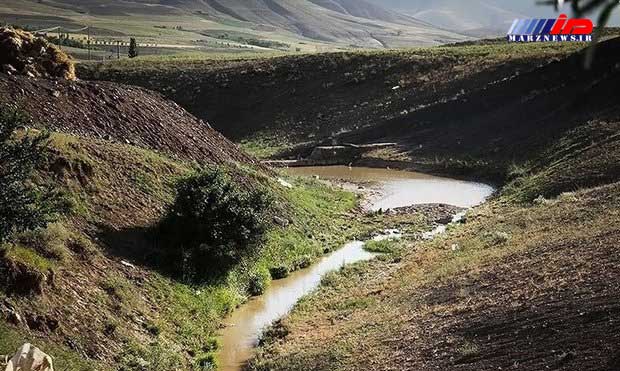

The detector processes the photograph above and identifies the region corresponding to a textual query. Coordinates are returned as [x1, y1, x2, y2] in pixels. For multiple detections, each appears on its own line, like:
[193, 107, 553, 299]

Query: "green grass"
[239, 137, 292, 159]
[363, 238, 401, 254]
[2, 244, 54, 272]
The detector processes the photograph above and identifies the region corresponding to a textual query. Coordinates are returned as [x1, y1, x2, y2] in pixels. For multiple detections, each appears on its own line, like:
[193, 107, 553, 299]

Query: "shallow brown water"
[287, 166, 494, 210]
[218, 242, 375, 370]
[218, 166, 494, 370]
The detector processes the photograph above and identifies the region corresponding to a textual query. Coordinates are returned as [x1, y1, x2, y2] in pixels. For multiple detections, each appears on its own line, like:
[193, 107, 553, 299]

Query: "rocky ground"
[0, 73, 253, 166]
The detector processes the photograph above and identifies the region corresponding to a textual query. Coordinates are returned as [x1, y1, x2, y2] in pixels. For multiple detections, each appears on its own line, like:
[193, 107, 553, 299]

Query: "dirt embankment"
[78, 44, 582, 146]
[0, 27, 75, 80]
[0, 73, 255, 167]
[0, 35, 263, 370]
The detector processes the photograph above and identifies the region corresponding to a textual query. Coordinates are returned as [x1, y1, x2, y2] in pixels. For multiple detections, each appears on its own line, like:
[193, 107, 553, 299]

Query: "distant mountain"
[0, 0, 468, 49]
[368, 0, 620, 37]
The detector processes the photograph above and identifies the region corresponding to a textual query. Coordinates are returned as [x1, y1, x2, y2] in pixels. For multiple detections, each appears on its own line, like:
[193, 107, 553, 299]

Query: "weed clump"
[14, 222, 72, 261]
[483, 231, 510, 247]
[269, 265, 290, 279]
[196, 352, 218, 371]
[364, 239, 400, 254]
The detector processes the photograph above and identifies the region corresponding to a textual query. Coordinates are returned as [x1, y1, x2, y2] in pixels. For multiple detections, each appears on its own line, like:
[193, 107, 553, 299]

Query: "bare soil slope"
[0, 74, 255, 166]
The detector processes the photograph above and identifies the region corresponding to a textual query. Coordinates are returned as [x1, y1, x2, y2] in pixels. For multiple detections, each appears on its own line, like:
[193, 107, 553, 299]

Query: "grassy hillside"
[0, 72, 390, 370]
[0, 129, 381, 370]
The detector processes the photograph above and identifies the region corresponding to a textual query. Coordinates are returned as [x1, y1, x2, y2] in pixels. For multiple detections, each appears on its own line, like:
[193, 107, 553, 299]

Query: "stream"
[218, 166, 494, 370]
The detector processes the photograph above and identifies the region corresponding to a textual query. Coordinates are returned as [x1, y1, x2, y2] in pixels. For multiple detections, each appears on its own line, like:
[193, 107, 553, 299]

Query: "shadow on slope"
[342, 37, 620, 182]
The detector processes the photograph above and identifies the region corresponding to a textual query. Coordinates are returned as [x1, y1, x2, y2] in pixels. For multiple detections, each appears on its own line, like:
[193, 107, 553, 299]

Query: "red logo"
[550, 14, 593, 35]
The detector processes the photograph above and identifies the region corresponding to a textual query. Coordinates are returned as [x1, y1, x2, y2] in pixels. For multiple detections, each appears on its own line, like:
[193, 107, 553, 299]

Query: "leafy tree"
[128, 37, 138, 58]
[158, 169, 272, 280]
[0, 108, 56, 242]
[540, 0, 618, 24]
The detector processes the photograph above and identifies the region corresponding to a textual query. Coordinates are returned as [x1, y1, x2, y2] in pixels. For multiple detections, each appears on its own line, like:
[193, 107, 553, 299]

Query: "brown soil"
[403, 232, 620, 371]
[0, 73, 255, 166]
[387, 185, 620, 371]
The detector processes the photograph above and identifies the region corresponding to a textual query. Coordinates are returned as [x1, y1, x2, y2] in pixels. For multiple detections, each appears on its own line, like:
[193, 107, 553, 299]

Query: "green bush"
[269, 265, 289, 279]
[364, 239, 400, 253]
[0, 108, 58, 242]
[158, 169, 272, 280]
[248, 267, 271, 296]
[295, 255, 313, 269]
[483, 231, 510, 247]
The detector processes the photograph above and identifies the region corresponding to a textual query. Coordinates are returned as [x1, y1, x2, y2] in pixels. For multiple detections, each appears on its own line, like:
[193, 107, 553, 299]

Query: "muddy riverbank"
[217, 166, 494, 370]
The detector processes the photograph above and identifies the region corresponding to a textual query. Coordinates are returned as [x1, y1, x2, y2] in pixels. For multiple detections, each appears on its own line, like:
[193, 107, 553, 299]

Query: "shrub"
[269, 265, 289, 279]
[202, 338, 219, 353]
[483, 231, 510, 247]
[296, 255, 312, 269]
[248, 267, 271, 296]
[143, 320, 161, 336]
[159, 169, 272, 280]
[196, 352, 218, 371]
[0, 108, 58, 242]
[364, 239, 399, 253]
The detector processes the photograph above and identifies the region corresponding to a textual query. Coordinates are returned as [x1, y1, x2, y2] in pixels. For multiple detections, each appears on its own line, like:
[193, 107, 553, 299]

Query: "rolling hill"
[0, 0, 467, 51]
